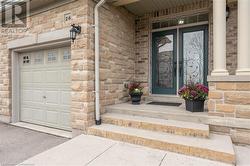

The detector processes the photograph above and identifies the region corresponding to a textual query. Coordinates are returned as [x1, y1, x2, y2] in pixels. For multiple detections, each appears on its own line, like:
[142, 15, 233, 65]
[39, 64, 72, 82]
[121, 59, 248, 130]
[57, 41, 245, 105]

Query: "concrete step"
[102, 113, 209, 138]
[146, 95, 184, 104]
[88, 124, 236, 164]
[106, 103, 209, 124]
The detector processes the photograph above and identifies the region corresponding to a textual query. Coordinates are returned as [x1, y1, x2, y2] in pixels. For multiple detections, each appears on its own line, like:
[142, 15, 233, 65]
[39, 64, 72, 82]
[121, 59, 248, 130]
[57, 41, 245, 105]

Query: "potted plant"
[178, 82, 209, 112]
[127, 82, 144, 105]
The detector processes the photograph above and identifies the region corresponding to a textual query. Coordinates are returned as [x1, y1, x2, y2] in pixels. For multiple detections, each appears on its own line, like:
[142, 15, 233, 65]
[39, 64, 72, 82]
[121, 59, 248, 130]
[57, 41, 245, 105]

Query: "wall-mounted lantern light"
[70, 24, 81, 42]
[178, 19, 185, 25]
[226, 5, 230, 20]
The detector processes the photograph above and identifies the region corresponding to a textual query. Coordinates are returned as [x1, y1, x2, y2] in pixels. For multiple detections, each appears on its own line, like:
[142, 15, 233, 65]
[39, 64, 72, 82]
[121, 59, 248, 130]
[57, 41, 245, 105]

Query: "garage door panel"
[21, 89, 44, 103]
[20, 47, 71, 131]
[32, 90, 44, 103]
[21, 109, 32, 121]
[46, 111, 59, 124]
[61, 91, 71, 105]
[22, 90, 33, 102]
[46, 91, 59, 104]
[32, 71, 44, 83]
[61, 70, 71, 83]
[32, 109, 46, 122]
[21, 71, 33, 83]
[45, 71, 60, 83]
[60, 113, 71, 128]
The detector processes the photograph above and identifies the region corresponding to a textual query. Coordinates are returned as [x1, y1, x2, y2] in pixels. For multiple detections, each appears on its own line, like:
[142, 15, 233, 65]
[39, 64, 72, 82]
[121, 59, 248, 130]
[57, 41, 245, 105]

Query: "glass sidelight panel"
[183, 31, 204, 84]
[156, 35, 174, 88]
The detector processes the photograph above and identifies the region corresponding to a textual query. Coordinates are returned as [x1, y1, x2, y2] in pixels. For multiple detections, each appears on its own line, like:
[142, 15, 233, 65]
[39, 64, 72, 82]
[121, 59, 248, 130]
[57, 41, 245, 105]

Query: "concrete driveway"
[0, 122, 68, 166]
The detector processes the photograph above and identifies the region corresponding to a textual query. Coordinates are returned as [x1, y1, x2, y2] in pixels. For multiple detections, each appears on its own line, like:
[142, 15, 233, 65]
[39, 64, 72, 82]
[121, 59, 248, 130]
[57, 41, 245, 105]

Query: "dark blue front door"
[152, 25, 208, 95]
[152, 29, 177, 94]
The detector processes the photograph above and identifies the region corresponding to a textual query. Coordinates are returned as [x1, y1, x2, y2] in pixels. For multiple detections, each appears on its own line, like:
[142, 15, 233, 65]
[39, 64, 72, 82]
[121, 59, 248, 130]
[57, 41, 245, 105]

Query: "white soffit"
[124, 0, 205, 16]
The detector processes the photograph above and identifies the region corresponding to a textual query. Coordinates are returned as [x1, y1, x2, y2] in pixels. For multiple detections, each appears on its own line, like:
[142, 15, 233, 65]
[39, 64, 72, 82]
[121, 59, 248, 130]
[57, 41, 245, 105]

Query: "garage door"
[20, 47, 71, 131]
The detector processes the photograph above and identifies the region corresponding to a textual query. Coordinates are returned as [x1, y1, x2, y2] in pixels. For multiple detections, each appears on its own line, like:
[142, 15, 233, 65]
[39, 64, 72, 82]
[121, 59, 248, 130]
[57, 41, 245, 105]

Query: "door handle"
[174, 62, 177, 76]
[179, 62, 183, 77]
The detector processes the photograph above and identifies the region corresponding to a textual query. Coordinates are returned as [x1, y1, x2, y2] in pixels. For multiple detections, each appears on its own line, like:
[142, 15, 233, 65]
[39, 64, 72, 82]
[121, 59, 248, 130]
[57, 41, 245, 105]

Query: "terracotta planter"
[185, 100, 205, 112]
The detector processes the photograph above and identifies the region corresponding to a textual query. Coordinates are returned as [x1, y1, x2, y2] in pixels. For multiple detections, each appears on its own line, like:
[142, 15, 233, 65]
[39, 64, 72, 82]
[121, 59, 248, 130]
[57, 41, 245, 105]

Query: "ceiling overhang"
[113, 0, 209, 16]
[112, 0, 140, 6]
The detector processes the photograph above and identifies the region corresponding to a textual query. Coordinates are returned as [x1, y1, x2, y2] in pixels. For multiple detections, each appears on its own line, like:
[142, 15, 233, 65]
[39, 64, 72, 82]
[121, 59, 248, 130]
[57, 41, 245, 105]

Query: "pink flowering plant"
[127, 82, 144, 96]
[178, 82, 209, 101]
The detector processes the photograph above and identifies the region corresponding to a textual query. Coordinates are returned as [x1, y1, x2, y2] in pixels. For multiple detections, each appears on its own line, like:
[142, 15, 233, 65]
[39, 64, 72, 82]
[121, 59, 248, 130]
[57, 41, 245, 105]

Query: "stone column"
[211, 0, 229, 76]
[236, 0, 250, 75]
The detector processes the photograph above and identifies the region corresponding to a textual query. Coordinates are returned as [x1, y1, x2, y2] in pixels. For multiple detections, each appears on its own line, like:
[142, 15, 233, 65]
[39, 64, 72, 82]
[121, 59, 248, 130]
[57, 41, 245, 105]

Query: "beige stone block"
[209, 91, 223, 99]
[231, 129, 250, 145]
[210, 125, 230, 134]
[236, 83, 250, 91]
[225, 92, 250, 105]
[216, 104, 235, 113]
[71, 82, 83, 91]
[216, 83, 236, 90]
[208, 112, 225, 117]
[236, 105, 250, 119]
[207, 100, 216, 111]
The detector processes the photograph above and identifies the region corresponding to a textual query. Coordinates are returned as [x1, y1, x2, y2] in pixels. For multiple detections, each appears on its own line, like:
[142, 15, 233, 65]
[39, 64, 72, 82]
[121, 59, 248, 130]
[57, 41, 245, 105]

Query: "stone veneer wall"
[0, 0, 135, 133]
[98, 3, 135, 112]
[87, 1, 135, 114]
[208, 81, 250, 144]
[0, 0, 92, 132]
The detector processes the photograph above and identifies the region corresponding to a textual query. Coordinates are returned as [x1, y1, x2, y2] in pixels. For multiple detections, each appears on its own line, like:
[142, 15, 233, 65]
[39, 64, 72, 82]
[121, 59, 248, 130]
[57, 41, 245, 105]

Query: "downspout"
[94, 0, 106, 125]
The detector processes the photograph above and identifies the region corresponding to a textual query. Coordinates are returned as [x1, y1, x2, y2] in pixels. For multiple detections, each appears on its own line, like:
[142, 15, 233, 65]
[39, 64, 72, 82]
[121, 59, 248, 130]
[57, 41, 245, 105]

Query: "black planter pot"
[130, 94, 142, 105]
[185, 100, 205, 112]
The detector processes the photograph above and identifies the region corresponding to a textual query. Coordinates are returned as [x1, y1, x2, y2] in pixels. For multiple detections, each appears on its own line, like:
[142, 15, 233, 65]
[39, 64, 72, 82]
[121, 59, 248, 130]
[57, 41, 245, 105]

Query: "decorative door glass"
[183, 30, 204, 84]
[156, 35, 174, 88]
[152, 29, 177, 95]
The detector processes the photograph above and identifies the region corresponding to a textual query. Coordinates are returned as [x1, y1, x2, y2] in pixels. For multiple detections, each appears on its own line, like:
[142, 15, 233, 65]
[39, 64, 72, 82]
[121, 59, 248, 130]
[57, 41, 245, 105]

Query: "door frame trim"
[11, 40, 71, 124]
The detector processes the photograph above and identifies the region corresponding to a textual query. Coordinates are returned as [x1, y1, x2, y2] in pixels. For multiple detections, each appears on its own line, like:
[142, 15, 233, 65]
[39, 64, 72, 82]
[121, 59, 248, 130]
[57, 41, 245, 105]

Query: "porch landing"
[106, 103, 207, 124]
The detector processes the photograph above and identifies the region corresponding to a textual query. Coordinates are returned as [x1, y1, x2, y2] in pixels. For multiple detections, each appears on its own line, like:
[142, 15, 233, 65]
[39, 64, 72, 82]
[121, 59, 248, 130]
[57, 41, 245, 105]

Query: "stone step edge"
[88, 125, 235, 164]
[102, 113, 209, 138]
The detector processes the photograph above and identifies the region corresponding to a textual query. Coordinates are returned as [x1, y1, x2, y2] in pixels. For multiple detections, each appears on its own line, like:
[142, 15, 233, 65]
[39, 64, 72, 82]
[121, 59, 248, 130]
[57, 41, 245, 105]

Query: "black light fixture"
[226, 5, 230, 20]
[70, 24, 81, 42]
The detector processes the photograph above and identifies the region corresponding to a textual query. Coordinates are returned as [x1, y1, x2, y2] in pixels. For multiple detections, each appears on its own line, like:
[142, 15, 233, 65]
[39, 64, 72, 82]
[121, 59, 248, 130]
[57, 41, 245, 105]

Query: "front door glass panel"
[157, 34, 174, 88]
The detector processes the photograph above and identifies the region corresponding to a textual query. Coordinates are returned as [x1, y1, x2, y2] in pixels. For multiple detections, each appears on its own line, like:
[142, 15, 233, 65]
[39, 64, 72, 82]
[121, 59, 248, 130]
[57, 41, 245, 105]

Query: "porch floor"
[105, 102, 209, 124]
[105, 102, 250, 130]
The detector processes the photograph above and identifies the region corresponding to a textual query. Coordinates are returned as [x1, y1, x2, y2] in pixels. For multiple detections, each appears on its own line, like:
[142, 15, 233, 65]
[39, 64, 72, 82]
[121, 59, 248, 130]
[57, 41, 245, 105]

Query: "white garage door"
[20, 47, 71, 131]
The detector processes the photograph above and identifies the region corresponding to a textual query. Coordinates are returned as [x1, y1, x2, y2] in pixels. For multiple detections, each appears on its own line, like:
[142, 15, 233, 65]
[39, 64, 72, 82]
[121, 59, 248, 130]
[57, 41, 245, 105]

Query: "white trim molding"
[207, 75, 250, 82]
[7, 28, 70, 50]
